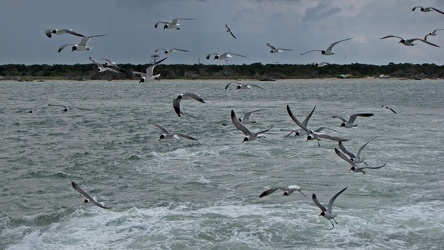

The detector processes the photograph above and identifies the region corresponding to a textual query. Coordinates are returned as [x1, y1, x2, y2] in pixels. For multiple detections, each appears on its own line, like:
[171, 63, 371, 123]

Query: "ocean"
[1, 79, 443, 249]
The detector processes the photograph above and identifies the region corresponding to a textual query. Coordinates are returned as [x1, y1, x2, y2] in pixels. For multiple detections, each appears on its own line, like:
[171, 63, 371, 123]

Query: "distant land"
[0, 62, 443, 81]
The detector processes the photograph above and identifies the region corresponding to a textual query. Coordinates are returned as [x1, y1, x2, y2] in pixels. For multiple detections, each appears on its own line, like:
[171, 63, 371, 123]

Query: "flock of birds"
[41, 5, 434, 227]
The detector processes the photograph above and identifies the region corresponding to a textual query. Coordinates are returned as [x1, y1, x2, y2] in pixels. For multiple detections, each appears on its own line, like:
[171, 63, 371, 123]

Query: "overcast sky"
[0, 0, 443, 66]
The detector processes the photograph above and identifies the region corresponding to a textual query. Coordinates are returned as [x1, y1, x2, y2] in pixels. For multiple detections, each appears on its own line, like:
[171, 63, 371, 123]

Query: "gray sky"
[0, 0, 443, 65]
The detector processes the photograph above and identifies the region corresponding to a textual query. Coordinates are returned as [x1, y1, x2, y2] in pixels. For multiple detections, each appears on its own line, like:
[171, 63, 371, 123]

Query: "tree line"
[0, 62, 443, 81]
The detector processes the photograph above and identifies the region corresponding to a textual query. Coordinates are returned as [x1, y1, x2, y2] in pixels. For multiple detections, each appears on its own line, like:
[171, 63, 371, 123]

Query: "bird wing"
[225, 52, 247, 58]
[57, 44, 74, 53]
[431, 7, 444, 14]
[48, 104, 67, 108]
[72, 107, 92, 111]
[71, 182, 111, 209]
[155, 48, 167, 52]
[315, 133, 350, 142]
[175, 133, 197, 140]
[89, 57, 103, 67]
[146, 57, 167, 75]
[172, 48, 190, 52]
[206, 53, 220, 59]
[363, 163, 386, 170]
[356, 137, 376, 158]
[266, 43, 277, 50]
[380, 35, 404, 40]
[302, 105, 316, 127]
[300, 50, 322, 55]
[79, 34, 108, 46]
[231, 110, 252, 136]
[286, 105, 311, 135]
[45, 29, 53, 38]
[312, 194, 327, 212]
[332, 115, 347, 122]
[413, 38, 440, 47]
[226, 24, 236, 39]
[225, 82, 235, 89]
[326, 37, 353, 51]
[183, 93, 205, 103]
[259, 187, 280, 197]
[243, 109, 263, 120]
[256, 126, 273, 135]
[327, 187, 348, 213]
[132, 71, 146, 77]
[348, 113, 374, 124]
[173, 97, 182, 117]
[155, 21, 170, 28]
[334, 148, 356, 167]
[249, 84, 264, 90]
[64, 29, 85, 37]
[153, 124, 170, 134]
[338, 141, 356, 159]
[412, 6, 423, 11]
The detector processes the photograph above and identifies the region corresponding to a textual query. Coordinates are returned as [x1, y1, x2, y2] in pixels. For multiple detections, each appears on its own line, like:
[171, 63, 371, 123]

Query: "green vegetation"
[0, 62, 443, 81]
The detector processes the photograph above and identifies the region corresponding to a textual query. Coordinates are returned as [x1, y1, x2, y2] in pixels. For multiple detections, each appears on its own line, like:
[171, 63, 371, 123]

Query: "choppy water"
[1, 79, 443, 249]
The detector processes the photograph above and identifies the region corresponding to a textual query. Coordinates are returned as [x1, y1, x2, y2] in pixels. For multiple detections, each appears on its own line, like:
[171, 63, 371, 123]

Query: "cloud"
[303, 2, 341, 22]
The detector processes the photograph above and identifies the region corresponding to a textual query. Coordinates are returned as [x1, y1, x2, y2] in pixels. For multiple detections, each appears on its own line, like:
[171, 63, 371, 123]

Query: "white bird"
[155, 48, 189, 54]
[58, 34, 108, 53]
[133, 57, 167, 83]
[300, 37, 353, 55]
[173, 92, 205, 117]
[231, 110, 273, 143]
[71, 181, 111, 209]
[206, 52, 246, 60]
[412, 6, 444, 15]
[332, 113, 374, 128]
[225, 82, 264, 90]
[259, 185, 307, 198]
[237, 109, 264, 124]
[266, 43, 292, 53]
[225, 24, 236, 39]
[45, 28, 84, 38]
[48, 104, 91, 112]
[424, 29, 444, 41]
[312, 187, 347, 227]
[154, 18, 195, 30]
[334, 148, 386, 174]
[338, 137, 377, 165]
[381, 105, 397, 114]
[89, 57, 120, 73]
[153, 124, 197, 141]
[380, 35, 440, 47]
[102, 58, 120, 69]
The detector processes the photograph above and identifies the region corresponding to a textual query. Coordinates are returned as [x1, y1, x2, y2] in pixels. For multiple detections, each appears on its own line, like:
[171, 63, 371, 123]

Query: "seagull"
[314, 62, 330, 67]
[225, 82, 264, 90]
[102, 58, 121, 69]
[155, 48, 189, 54]
[259, 185, 307, 198]
[133, 57, 167, 83]
[334, 148, 386, 174]
[300, 37, 353, 55]
[266, 43, 292, 53]
[412, 6, 444, 15]
[89, 57, 120, 73]
[237, 109, 264, 124]
[48, 104, 91, 112]
[312, 187, 347, 227]
[381, 105, 397, 114]
[173, 92, 205, 117]
[154, 18, 195, 30]
[380, 35, 440, 47]
[283, 105, 316, 137]
[332, 113, 373, 128]
[338, 137, 377, 165]
[153, 124, 197, 141]
[206, 52, 246, 60]
[58, 34, 108, 53]
[225, 24, 236, 39]
[45, 28, 84, 38]
[231, 110, 273, 143]
[71, 181, 111, 209]
[424, 29, 444, 41]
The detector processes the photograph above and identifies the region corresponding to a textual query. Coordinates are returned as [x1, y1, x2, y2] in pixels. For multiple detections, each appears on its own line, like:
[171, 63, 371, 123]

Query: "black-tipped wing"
[431, 7, 444, 14]
[327, 187, 347, 213]
[153, 124, 170, 134]
[332, 115, 347, 122]
[348, 113, 373, 124]
[183, 92, 205, 103]
[286, 105, 311, 134]
[302, 105, 316, 127]
[300, 50, 322, 55]
[334, 148, 356, 167]
[231, 110, 252, 136]
[312, 193, 327, 212]
[356, 137, 376, 158]
[175, 133, 197, 140]
[173, 97, 182, 117]
[338, 141, 356, 159]
[327, 37, 353, 51]
[71, 182, 111, 209]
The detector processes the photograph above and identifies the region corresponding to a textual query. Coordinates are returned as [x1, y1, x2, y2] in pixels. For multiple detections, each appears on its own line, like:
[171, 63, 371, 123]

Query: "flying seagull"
[89, 57, 120, 73]
[300, 37, 353, 55]
[412, 6, 444, 15]
[48, 104, 91, 112]
[154, 18, 195, 30]
[45, 28, 84, 38]
[381, 105, 397, 114]
[206, 52, 246, 60]
[225, 82, 264, 90]
[153, 124, 197, 141]
[133, 57, 167, 83]
[231, 110, 273, 143]
[266, 43, 292, 53]
[102, 58, 121, 69]
[71, 181, 111, 209]
[155, 48, 189, 54]
[334, 148, 386, 174]
[380, 35, 440, 47]
[225, 24, 236, 39]
[173, 92, 205, 117]
[338, 137, 377, 165]
[312, 187, 347, 227]
[424, 29, 444, 41]
[332, 113, 374, 128]
[259, 185, 307, 198]
[58, 34, 108, 53]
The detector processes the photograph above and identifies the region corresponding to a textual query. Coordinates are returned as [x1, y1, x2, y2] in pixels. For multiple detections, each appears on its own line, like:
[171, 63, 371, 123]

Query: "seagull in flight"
[312, 187, 347, 227]
[266, 43, 292, 53]
[58, 34, 108, 53]
[133, 57, 167, 83]
[332, 113, 374, 128]
[89, 57, 120, 73]
[380, 35, 440, 47]
[338, 137, 377, 165]
[412, 6, 444, 15]
[300, 37, 353, 55]
[71, 181, 111, 209]
[45, 28, 84, 38]
[48, 104, 91, 112]
[206, 52, 246, 60]
[424, 29, 444, 41]
[173, 92, 205, 117]
[381, 105, 397, 114]
[334, 148, 386, 174]
[225, 82, 264, 90]
[102, 58, 121, 69]
[225, 24, 236, 39]
[237, 109, 264, 124]
[154, 18, 195, 30]
[231, 110, 273, 143]
[259, 185, 307, 198]
[153, 124, 197, 141]
[155, 48, 189, 54]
